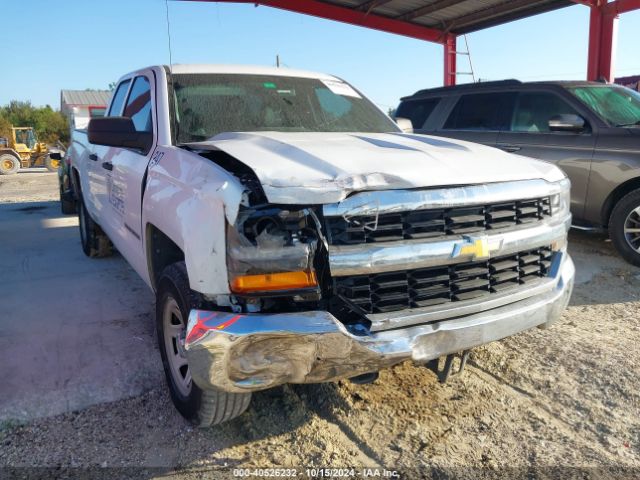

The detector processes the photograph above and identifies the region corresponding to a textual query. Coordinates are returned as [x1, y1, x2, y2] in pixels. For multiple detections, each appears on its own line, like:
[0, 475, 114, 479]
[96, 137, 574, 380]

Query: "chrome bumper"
[185, 254, 574, 394]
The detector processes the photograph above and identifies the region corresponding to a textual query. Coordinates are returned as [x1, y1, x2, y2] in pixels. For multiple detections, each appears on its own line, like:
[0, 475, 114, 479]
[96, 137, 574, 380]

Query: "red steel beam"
[604, 0, 640, 15]
[598, 11, 618, 82]
[444, 34, 457, 86]
[585, 0, 634, 83]
[200, 0, 447, 43]
[587, 4, 603, 80]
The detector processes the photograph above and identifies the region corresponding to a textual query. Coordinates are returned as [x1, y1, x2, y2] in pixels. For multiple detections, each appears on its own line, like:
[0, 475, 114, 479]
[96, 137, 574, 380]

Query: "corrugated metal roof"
[312, 0, 573, 34]
[61, 90, 111, 107]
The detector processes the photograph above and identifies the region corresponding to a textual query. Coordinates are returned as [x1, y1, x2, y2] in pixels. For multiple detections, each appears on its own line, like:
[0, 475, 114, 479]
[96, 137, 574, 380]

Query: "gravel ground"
[0, 168, 59, 203]
[1, 172, 639, 479]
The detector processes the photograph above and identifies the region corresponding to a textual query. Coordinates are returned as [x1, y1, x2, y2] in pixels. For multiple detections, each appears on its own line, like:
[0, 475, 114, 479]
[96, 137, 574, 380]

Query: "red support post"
[586, 5, 602, 81]
[599, 12, 618, 82]
[587, 4, 619, 82]
[444, 34, 457, 86]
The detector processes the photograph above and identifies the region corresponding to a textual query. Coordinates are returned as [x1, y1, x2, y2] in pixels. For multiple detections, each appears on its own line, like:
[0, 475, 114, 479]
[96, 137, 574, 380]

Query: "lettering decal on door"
[107, 174, 125, 216]
[149, 150, 164, 168]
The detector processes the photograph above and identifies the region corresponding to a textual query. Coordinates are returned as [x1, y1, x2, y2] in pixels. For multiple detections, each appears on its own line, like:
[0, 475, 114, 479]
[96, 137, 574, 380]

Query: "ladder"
[454, 35, 476, 83]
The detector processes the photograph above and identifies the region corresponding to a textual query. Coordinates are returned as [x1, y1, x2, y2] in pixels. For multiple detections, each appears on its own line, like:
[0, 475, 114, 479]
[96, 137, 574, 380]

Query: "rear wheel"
[610, 189, 640, 266]
[156, 262, 251, 427]
[0, 154, 20, 175]
[45, 155, 60, 172]
[78, 196, 112, 257]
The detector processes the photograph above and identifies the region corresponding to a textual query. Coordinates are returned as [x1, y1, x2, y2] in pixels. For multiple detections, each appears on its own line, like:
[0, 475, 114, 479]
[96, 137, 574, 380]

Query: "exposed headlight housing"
[551, 177, 571, 218]
[226, 207, 319, 294]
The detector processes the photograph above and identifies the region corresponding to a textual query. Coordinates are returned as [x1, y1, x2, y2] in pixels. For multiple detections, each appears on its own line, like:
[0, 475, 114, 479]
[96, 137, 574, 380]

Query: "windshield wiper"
[616, 120, 640, 127]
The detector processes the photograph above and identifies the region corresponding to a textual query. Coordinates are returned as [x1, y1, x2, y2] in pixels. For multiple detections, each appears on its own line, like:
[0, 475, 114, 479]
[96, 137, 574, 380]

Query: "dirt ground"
[1, 171, 639, 479]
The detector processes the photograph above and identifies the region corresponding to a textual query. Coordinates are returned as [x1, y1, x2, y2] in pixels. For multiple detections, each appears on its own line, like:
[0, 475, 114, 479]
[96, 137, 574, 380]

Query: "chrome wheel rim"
[623, 206, 640, 252]
[163, 296, 192, 396]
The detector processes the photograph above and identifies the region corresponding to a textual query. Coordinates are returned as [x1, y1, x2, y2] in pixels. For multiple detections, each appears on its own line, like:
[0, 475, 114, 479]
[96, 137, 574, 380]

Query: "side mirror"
[548, 114, 585, 133]
[88, 117, 152, 152]
[395, 117, 414, 134]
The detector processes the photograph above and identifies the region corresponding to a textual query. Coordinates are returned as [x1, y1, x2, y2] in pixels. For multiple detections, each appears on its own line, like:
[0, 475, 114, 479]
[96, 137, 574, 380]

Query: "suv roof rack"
[403, 79, 522, 100]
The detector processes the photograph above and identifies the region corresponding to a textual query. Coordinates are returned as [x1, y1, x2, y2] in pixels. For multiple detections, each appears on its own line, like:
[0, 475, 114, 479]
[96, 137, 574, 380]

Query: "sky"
[1, 0, 640, 112]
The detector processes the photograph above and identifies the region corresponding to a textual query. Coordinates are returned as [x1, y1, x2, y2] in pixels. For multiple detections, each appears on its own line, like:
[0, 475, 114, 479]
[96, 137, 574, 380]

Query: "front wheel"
[610, 189, 640, 266]
[156, 262, 251, 427]
[0, 154, 20, 175]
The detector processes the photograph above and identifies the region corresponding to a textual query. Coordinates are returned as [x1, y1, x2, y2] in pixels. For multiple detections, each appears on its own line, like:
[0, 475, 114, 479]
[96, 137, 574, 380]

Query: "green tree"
[0, 100, 69, 145]
[0, 116, 11, 140]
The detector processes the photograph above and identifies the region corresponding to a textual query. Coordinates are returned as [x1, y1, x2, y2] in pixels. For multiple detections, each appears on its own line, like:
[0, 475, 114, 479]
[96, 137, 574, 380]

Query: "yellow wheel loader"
[0, 127, 64, 175]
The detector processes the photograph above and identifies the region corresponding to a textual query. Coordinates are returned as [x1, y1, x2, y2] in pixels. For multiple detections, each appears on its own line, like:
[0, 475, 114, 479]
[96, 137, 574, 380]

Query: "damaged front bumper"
[185, 253, 575, 394]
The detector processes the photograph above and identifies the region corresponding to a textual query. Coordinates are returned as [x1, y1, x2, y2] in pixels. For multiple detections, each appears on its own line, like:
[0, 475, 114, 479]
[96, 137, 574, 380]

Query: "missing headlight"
[227, 207, 320, 295]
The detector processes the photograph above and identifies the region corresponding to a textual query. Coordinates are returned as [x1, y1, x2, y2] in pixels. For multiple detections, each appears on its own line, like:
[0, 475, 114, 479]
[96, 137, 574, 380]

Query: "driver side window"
[108, 80, 131, 117]
[124, 76, 152, 133]
[512, 92, 582, 133]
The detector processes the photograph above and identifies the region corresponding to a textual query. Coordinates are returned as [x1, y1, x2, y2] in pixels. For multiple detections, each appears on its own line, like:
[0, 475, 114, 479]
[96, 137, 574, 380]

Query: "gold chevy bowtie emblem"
[451, 236, 498, 260]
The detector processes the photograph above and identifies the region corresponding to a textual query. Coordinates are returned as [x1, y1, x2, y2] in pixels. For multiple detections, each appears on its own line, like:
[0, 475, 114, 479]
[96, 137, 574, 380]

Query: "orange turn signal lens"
[230, 270, 318, 293]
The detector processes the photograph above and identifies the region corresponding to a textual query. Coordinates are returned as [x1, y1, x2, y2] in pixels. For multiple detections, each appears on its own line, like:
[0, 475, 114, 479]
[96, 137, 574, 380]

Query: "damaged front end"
[185, 152, 575, 394]
[225, 206, 324, 309]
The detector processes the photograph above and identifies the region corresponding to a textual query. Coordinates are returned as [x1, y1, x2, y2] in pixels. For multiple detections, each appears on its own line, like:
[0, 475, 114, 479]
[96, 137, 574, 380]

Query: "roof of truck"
[165, 64, 339, 80]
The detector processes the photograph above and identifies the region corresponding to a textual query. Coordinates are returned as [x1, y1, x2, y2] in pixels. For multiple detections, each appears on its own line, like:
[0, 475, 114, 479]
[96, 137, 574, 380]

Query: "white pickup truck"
[70, 64, 575, 427]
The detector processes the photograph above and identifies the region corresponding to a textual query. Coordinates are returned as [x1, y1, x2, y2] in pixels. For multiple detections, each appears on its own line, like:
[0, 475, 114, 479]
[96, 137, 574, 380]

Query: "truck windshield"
[171, 73, 398, 143]
[567, 85, 640, 127]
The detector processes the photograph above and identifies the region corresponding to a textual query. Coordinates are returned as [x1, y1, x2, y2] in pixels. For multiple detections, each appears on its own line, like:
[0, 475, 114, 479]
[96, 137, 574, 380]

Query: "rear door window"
[108, 80, 131, 117]
[511, 92, 581, 132]
[123, 76, 152, 132]
[443, 92, 515, 131]
[396, 98, 441, 129]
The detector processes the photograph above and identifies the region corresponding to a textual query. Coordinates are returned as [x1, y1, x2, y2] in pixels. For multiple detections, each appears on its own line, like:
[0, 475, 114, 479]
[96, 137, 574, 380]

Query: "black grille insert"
[326, 197, 551, 245]
[334, 247, 554, 315]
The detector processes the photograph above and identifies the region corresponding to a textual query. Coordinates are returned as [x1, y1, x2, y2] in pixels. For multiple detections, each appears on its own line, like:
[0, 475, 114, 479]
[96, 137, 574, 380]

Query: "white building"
[60, 90, 111, 130]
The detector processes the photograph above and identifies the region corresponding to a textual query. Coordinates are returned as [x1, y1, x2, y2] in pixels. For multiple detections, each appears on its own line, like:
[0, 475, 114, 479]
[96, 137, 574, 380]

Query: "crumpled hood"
[190, 131, 565, 204]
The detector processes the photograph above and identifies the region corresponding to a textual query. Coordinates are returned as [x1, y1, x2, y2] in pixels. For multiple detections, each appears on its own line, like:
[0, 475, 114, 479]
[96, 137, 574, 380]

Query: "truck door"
[496, 90, 596, 219]
[87, 79, 131, 222]
[100, 74, 156, 281]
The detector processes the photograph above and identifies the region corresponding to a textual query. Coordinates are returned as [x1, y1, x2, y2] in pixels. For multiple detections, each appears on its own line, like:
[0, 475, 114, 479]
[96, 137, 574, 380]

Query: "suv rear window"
[396, 98, 441, 129]
[443, 92, 515, 131]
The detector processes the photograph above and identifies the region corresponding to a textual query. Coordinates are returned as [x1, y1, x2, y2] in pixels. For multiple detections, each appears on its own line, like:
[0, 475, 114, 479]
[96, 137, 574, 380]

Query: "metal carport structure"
[192, 0, 640, 86]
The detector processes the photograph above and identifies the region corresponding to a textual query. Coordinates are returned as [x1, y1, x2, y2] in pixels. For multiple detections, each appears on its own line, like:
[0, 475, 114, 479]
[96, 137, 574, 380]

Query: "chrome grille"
[325, 197, 552, 245]
[334, 247, 553, 314]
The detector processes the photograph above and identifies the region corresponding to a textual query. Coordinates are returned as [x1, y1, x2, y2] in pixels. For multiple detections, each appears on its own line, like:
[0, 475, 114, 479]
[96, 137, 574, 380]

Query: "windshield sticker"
[263, 82, 277, 89]
[321, 79, 361, 99]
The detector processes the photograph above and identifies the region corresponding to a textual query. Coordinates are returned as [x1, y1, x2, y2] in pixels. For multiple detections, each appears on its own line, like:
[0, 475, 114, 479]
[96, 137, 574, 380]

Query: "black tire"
[60, 185, 77, 215]
[156, 262, 251, 427]
[0, 153, 20, 175]
[610, 189, 640, 267]
[78, 196, 112, 258]
[44, 155, 60, 172]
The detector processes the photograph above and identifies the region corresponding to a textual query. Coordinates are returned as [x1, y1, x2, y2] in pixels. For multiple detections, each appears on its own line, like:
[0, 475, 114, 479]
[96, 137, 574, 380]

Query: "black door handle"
[89, 153, 98, 161]
[497, 144, 522, 153]
[102, 162, 113, 171]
